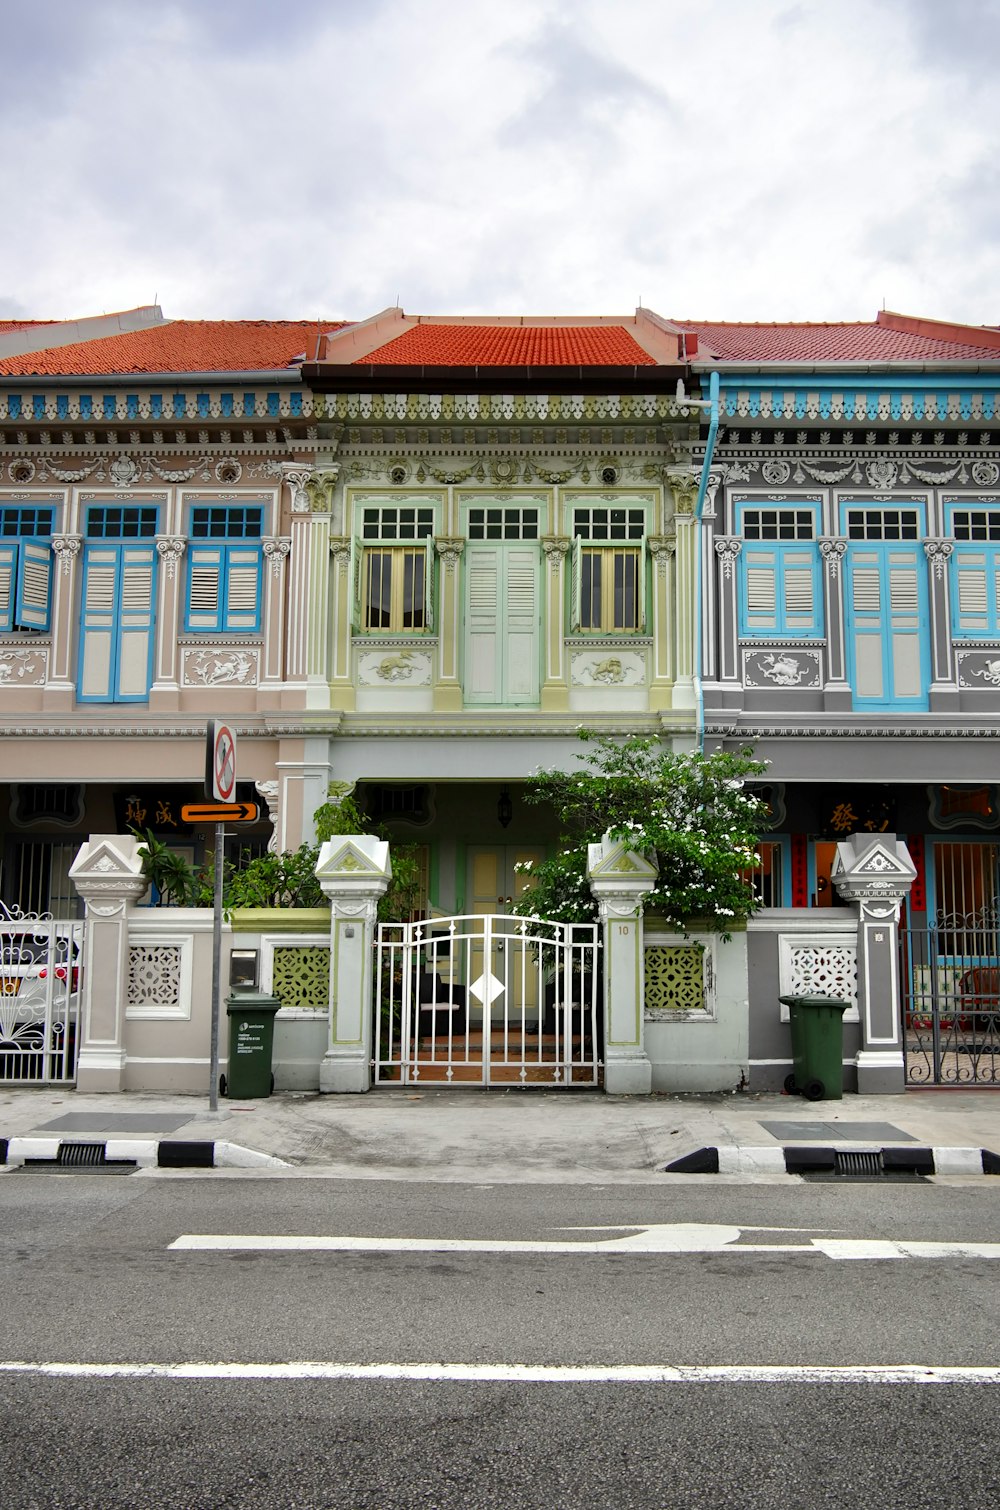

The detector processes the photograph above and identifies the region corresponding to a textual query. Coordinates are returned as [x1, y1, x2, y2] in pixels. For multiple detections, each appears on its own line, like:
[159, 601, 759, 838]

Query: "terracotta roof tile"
[0, 320, 347, 377]
[358, 323, 656, 367]
[673, 318, 1000, 365]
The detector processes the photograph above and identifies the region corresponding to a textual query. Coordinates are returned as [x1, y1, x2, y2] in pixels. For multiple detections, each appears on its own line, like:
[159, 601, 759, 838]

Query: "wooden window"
[363, 546, 429, 631]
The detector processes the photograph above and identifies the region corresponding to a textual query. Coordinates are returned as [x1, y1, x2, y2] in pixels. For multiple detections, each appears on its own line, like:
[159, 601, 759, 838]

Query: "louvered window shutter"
[187, 545, 223, 632]
[742, 547, 779, 633]
[223, 546, 262, 631]
[0, 543, 16, 632]
[15, 540, 51, 630]
[422, 539, 434, 633]
[954, 549, 992, 635]
[782, 548, 817, 633]
[570, 538, 583, 631]
[79, 546, 120, 700]
[349, 535, 363, 630]
[116, 545, 156, 700]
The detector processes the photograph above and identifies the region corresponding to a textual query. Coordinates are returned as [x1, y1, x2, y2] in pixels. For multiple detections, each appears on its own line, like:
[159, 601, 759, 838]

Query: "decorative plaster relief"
[571, 650, 646, 687]
[358, 647, 433, 686]
[0, 647, 47, 685]
[956, 650, 1000, 689]
[743, 648, 821, 688]
[182, 646, 260, 687]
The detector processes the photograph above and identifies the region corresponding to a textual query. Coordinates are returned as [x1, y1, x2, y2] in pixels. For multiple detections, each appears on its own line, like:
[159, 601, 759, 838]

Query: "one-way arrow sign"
[180, 802, 259, 825]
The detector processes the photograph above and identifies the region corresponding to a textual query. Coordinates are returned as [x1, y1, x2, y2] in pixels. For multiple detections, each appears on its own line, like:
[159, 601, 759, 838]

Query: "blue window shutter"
[115, 544, 156, 701]
[0, 543, 15, 631]
[15, 540, 51, 629]
[781, 547, 819, 634]
[79, 546, 120, 701]
[741, 547, 779, 634]
[186, 544, 224, 632]
[222, 546, 262, 631]
[952, 547, 995, 636]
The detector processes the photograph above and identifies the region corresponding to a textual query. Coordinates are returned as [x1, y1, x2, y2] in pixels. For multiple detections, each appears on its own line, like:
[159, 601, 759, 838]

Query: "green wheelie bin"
[222, 991, 281, 1098]
[779, 993, 850, 1101]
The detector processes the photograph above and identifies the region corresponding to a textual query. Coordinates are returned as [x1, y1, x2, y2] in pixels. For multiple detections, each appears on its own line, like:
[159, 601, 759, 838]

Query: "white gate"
[374, 915, 601, 1086]
[0, 902, 84, 1083]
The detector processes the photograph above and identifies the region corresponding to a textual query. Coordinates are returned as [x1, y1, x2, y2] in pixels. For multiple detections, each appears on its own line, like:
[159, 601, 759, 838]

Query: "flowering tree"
[510, 733, 768, 934]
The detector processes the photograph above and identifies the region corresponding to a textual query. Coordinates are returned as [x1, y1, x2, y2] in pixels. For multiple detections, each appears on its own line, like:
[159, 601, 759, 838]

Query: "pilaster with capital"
[923, 540, 957, 695]
[832, 833, 917, 1095]
[328, 536, 355, 709]
[713, 538, 743, 685]
[315, 835, 392, 1093]
[587, 835, 659, 1094]
[540, 536, 570, 709]
[434, 537, 465, 711]
[647, 536, 677, 694]
[819, 538, 851, 706]
[282, 465, 331, 705]
[260, 537, 291, 688]
[151, 536, 187, 703]
[668, 471, 700, 713]
[47, 535, 82, 695]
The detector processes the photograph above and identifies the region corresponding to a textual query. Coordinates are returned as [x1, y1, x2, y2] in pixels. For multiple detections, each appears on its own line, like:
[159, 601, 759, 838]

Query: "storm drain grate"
[836, 1149, 884, 1178]
[58, 1142, 109, 1167]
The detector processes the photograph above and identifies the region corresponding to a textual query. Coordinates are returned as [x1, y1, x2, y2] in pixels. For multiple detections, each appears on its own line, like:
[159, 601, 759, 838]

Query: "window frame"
[944, 497, 1000, 639]
[183, 502, 265, 635]
[735, 496, 823, 639]
[349, 496, 440, 636]
[569, 501, 649, 634]
[0, 504, 55, 632]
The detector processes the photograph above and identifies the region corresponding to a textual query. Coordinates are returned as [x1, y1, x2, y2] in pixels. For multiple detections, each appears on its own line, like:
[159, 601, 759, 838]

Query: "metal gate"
[900, 912, 1000, 1085]
[374, 914, 601, 1086]
[0, 902, 84, 1083]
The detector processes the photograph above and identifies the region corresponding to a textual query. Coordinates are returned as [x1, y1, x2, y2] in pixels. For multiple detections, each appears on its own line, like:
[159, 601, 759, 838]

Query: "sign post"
[205, 721, 237, 1113]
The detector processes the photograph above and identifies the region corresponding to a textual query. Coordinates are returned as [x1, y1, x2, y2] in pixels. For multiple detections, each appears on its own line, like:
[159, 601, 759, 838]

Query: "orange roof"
[674, 312, 1000, 364]
[0, 320, 348, 377]
[359, 323, 656, 367]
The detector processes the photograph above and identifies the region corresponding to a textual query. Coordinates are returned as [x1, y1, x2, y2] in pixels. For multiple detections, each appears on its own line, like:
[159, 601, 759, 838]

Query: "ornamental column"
[832, 832, 917, 1095]
[647, 536, 676, 709]
[587, 833, 659, 1095]
[316, 834, 392, 1093]
[924, 540, 958, 709]
[819, 538, 851, 710]
[668, 469, 700, 714]
[281, 464, 333, 709]
[150, 535, 186, 710]
[46, 534, 82, 708]
[712, 538, 743, 694]
[433, 538, 465, 712]
[69, 834, 147, 1092]
[540, 536, 570, 711]
[260, 536, 291, 691]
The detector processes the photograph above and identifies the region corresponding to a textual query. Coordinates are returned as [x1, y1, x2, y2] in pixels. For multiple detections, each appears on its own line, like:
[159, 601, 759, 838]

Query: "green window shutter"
[623, 547, 645, 631]
[15, 539, 51, 629]
[0, 543, 16, 631]
[505, 545, 540, 701]
[422, 538, 434, 633]
[570, 537, 583, 631]
[187, 544, 223, 631]
[466, 544, 500, 701]
[349, 535, 363, 631]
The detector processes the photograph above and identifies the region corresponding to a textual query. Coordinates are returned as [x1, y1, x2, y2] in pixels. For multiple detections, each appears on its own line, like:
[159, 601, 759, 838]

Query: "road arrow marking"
[168, 1222, 1000, 1261]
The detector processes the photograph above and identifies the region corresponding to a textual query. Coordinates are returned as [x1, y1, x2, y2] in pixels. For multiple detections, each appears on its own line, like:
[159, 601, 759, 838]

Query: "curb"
[0, 1137, 287, 1171]
[663, 1145, 1000, 1176]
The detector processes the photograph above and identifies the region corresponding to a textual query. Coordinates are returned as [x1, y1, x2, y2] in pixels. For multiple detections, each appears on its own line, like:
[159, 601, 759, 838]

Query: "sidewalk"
[1, 1085, 998, 1182]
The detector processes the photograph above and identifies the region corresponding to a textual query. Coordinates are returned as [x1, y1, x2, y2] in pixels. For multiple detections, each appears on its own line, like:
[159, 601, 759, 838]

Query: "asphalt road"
[1, 1174, 999, 1508]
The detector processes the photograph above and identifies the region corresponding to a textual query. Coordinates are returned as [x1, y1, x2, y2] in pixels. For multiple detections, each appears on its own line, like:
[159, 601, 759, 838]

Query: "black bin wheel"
[783, 1073, 797, 1095]
[219, 1073, 227, 1097]
[803, 1078, 825, 1102]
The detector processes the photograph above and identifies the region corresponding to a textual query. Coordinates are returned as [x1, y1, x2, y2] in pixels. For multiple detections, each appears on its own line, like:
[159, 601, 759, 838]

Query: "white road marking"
[167, 1222, 1000, 1261]
[0, 1361, 999, 1385]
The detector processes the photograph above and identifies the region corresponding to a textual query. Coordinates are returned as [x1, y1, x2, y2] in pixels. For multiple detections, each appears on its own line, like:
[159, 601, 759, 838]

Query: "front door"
[468, 845, 546, 1028]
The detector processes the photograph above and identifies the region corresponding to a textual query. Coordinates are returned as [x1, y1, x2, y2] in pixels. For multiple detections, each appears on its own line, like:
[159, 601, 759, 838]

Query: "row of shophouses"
[3, 301, 1000, 1095]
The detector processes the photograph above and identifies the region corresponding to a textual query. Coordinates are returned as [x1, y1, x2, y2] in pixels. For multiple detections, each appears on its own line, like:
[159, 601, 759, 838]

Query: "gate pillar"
[588, 835, 658, 1095]
[832, 833, 917, 1095]
[69, 834, 147, 1092]
[315, 834, 391, 1094]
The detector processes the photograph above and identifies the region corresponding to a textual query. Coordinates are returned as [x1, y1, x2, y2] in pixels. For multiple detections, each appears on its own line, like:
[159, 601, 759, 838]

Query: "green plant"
[133, 830, 199, 907]
[225, 843, 326, 910]
[510, 733, 768, 935]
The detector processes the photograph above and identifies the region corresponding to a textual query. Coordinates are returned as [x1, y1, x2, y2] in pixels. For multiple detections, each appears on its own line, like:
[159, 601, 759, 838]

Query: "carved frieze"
[743, 648, 822, 688]
[181, 646, 260, 687]
[0, 646, 48, 685]
[956, 650, 1000, 689]
[357, 647, 433, 687]
[570, 650, 646, 687]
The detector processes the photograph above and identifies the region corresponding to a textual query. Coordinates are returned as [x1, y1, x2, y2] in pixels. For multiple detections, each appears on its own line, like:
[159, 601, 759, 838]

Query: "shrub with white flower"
[510, 733, 768, 935]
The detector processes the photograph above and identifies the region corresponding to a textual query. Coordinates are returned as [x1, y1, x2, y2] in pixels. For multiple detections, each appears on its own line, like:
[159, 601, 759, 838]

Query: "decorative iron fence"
[900, 910, 1000, 1085]
[374, 914, 601, 1087]
[0, 901, 84, 1083]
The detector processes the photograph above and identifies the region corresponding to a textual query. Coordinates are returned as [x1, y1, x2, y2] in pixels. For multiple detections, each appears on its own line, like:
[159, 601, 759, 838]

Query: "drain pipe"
[693, 370, 720, 752]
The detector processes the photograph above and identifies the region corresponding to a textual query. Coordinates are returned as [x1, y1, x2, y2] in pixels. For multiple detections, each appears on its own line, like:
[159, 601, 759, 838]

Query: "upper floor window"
[86, 506, 157, 538]
[845, 508, 919, 540]
[736, 502, 822, 638]
[947, 502, 1000, 638]
[570, 506, 646, 632]
[0, 505, 53, 632]
[185, 505, 263, 634]
[352, 503, 435, 633]
[468, 506, 538, 540]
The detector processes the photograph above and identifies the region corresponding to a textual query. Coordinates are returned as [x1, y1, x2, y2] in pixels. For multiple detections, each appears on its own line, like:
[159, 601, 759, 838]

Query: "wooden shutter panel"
[505, 546, 540, 701]
[422, 538, 434, 633]
[954, 550, 991, 634]
[15, 540, 51, 630]
[742, 547, 778, 632]
[349, 535, 363, 631]
[187, 545, 223, 632]
[223, 546, 261, 631]
[79, 546, 119, 701]
[0, 543, 15, 632]
[116, 545, 156, 700]
[467, 545, 500, 701]
[570, 537, 582, 631]
[781, 548, 818, 633]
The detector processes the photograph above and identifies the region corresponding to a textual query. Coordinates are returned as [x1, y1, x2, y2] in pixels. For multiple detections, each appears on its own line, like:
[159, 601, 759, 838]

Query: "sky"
[2, 0, 998, 327]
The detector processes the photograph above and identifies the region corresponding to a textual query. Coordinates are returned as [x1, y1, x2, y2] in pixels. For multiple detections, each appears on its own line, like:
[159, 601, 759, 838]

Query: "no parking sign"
[206, 720, 237, 803]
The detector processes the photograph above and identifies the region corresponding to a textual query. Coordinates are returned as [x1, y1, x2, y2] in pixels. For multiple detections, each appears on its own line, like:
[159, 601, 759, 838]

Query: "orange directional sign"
[181, 802, 259, 825]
